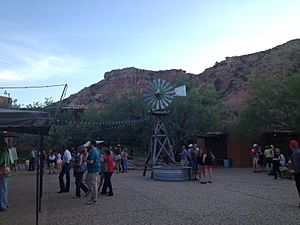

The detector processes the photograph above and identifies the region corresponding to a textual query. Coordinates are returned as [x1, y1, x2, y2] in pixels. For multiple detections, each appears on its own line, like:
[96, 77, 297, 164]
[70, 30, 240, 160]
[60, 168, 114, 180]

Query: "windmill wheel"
[144, 79, 174, 111]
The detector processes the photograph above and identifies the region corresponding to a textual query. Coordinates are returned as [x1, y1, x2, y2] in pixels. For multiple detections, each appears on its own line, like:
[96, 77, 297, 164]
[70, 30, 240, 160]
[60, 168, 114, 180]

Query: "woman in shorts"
[203, 148, 215, 183]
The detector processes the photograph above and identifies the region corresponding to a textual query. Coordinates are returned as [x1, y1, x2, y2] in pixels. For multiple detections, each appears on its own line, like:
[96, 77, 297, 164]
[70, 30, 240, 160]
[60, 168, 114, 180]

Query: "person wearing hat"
[289, 140, 300, 208]
[250, 144, 259, 172]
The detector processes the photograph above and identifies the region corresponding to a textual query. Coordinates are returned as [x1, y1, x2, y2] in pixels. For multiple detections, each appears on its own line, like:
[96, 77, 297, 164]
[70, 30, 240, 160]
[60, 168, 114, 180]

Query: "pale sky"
[0, 0, 299, 105]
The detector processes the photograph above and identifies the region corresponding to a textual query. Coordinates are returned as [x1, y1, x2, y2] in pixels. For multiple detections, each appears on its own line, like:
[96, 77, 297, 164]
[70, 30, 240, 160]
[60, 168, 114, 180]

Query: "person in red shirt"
[100, 149, 114, 196]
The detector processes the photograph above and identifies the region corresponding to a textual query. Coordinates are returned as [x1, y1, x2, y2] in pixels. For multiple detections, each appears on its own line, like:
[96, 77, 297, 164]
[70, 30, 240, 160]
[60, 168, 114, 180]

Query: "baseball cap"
[188, 144, 193, 147]
[289, 140, 298, 148]
[252, 144, 258, 148]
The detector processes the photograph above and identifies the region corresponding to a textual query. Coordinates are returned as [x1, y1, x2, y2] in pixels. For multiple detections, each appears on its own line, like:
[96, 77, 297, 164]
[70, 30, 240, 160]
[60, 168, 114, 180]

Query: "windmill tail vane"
[174, 85, 186, 97]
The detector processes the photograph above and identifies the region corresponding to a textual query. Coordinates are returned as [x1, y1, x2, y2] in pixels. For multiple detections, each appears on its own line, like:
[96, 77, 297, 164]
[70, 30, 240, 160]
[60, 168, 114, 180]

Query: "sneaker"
[107, 193, 113, 196]
[84, 191, 90, 197]
[0, 208, 7, 212]
[208, 181, 212, 183]
[86, 197, 94, 204]
[100, 192, 107, 195]
[86, 199, 97, 205]
[200, 181, 207, 184]
[86, 200, 97, 205]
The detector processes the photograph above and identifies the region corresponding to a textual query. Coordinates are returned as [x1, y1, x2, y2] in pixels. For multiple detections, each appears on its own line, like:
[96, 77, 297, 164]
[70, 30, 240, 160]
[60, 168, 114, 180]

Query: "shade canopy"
[0, 108, 52, 135]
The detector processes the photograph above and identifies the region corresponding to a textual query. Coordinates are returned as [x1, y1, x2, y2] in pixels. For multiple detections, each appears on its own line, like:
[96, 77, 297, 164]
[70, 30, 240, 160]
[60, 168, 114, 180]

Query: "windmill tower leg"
[144, 115, 176, 177]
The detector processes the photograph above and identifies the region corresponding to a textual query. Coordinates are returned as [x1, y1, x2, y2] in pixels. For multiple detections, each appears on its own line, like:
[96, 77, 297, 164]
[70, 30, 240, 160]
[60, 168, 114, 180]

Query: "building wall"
[197, 133, 262, 167]
[0, 96, 12, 108]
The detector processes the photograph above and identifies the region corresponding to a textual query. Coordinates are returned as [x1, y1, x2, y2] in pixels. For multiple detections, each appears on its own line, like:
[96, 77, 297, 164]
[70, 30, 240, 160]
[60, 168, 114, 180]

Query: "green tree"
[234, 73, 300, 137]
[99, 87, 152, 150]
[167, 78, 223, 149]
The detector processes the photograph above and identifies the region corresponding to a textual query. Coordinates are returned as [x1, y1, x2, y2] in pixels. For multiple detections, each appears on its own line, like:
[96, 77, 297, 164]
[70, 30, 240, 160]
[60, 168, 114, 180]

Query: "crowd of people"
[2, 138, 300, 211]
[57, 141, 129, 205]
[250, 143, 287, 179]
[180, 143, 216, 183]
[250, 140, 300, 208]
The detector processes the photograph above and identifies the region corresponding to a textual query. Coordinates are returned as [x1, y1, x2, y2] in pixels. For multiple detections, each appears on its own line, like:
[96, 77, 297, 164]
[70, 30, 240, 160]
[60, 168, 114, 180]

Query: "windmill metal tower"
[143, 79, 186, 176]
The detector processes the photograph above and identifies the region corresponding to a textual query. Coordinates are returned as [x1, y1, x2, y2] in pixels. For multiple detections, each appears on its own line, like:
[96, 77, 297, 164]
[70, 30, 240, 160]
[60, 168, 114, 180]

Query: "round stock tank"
[152, 166, 191, 181]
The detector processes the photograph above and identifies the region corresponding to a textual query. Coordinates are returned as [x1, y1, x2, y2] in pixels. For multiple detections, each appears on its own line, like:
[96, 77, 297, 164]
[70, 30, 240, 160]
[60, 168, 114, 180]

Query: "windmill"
[143, 79, 186, 176]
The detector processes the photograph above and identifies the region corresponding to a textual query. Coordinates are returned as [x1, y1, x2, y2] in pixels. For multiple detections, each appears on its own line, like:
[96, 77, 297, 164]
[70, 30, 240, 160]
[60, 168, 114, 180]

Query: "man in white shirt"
[58, 145, 72, 193]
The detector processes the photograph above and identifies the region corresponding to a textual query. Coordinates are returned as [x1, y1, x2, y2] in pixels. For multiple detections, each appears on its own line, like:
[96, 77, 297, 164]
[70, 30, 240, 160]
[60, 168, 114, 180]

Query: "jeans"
[75, 171, 89, 197]
[101, 172, 113, 195]
[272, 160, 280, 179]
[29, 158, 35, 171]
[295, 173, 300, 199]
[0, 176, 9, 209]
[59, 163, 71, 192]
[123, 160, 128, 172]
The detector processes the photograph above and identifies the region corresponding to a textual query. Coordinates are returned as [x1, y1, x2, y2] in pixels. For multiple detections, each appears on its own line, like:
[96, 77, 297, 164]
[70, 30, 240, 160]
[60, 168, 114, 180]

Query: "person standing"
[272, 148, 281, 180]
[29, 147, 36, 171]
[101, 149, 114, 196]
[180, 146, 189, 167]
[98, 148, 106, 193]
[122, 148, 129, 173]
[48, 151, 56, 174]
[86, 140, 100, 205]
[0, 142, 11, 212]
[58, 145, 72, 193]
[203, 148, 215, 183]
[289, 140, 300, 208]
[264, 146, 273, 171]
[250, 144, 259, 172]
[56, 151, 62, 173]
[190, 146, 199, 180]
[74, 148, 89, 198]
[114, 146, 122, 173]
[198, 148, 206, 184]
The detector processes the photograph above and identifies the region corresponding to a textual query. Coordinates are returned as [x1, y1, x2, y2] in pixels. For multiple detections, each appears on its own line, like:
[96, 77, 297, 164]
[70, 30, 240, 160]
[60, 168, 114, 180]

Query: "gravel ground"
[1, 168, 300, 225]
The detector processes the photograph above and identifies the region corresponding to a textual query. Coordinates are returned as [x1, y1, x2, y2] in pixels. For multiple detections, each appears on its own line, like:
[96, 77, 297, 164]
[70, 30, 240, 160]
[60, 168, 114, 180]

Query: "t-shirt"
[181, 149, 188, 161]
[292, 149, 300, 174]
[0, 151, 11, 176]
[250, 149, 257, 158]
[264, 149, 272, 158]
[87, 147, 100, 173]
[105, 155, 114, 173]
[63, 149, 72, 164]
[191, 149, 199, 161]
[48, 155, 56, 163]
[123, 152, 128, 160]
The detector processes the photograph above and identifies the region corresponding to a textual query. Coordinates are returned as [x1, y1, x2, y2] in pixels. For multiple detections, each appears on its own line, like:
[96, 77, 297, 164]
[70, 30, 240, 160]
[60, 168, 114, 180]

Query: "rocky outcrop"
[195, 39, 300, 120]
[63, 67, 194, 108]
[63, 39, 300, 120]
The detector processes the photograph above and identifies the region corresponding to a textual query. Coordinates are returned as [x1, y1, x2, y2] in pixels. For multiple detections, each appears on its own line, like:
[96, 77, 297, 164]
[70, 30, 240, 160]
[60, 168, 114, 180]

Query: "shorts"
[191, 161, 198, 171]
[181, 160, 188, 167]
[86, 172, 99, 187]
[204, 165, 212, 170]
[252, 157, 258, 165]
[266, 157, 272, 164]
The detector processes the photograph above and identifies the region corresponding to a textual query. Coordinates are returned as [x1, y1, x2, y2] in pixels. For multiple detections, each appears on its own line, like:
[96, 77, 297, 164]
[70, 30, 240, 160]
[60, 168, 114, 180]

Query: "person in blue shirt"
[86, 140, 100, 205]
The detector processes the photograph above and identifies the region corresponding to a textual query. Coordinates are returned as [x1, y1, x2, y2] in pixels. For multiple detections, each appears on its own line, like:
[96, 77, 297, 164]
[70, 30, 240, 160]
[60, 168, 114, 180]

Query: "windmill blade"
[160, 79, 169, 91]
[161, 98, 170, 108]
[155, 99, 160, 110]
[174, 85, 186, 97]
[143, 79, 177, 111]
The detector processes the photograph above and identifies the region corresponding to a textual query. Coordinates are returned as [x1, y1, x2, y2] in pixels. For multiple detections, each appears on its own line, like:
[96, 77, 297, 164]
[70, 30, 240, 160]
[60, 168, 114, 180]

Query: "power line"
[0, 84, 66, 89]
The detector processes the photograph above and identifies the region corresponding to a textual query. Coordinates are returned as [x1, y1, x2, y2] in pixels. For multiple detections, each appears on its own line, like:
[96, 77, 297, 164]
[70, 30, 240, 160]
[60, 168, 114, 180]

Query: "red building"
[197, 131, 299, 167]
